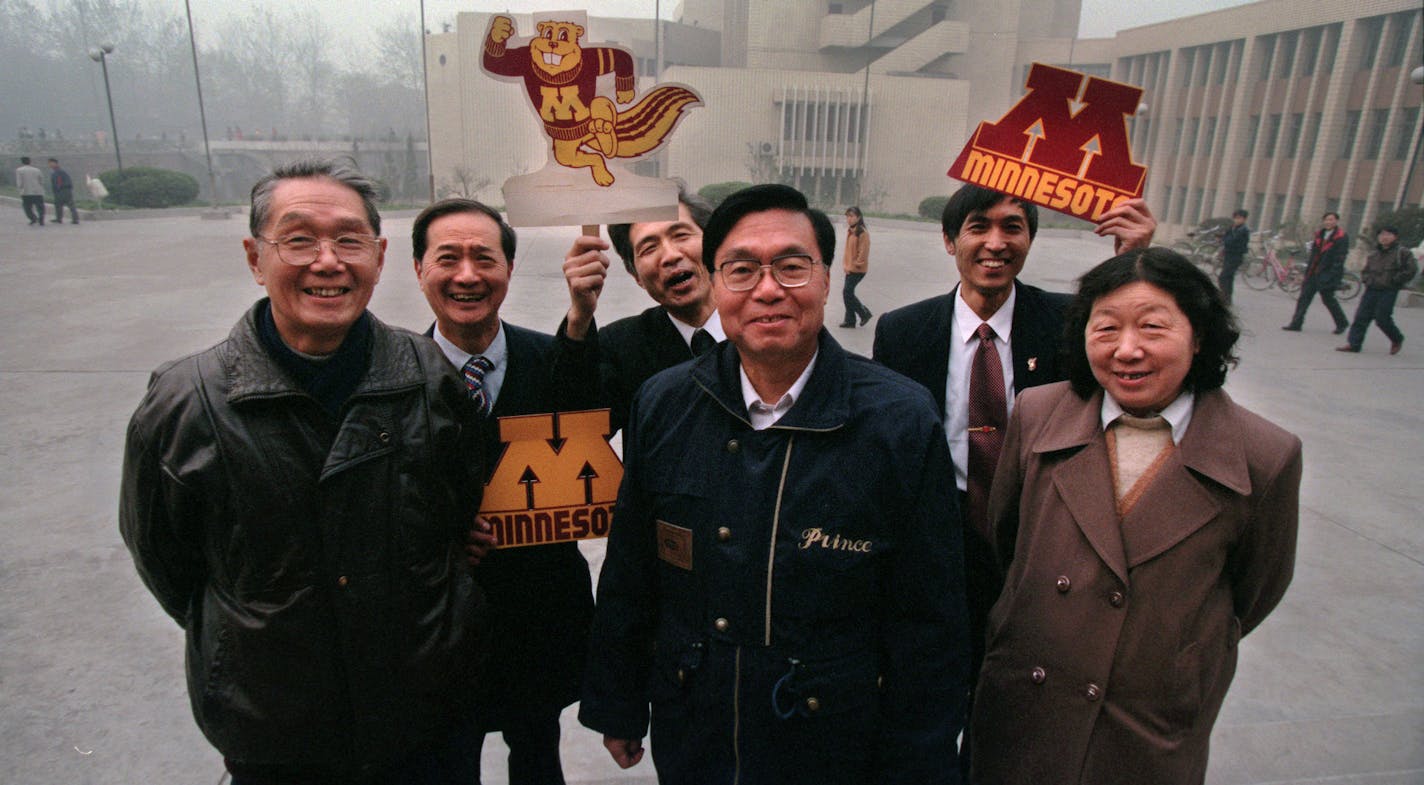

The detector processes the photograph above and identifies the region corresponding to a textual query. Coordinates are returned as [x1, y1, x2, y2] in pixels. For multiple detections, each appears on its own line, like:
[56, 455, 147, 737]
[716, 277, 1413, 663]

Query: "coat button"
[1086, 683, 1101, 701]
[805, 697, 821, 713]
[1030, 667, 1046, 684]
[714, 617, 729, 632]
[1109, 591, 1125, 608]
[378, 431, 391, 443]
[677, 668, 686, 684]
[1055, 575, 1071, 593]
[877, 674, 884, 689]
[717, 526, 732, 542]
[336, 575, 349, 588]
[726, 439, 740, 454]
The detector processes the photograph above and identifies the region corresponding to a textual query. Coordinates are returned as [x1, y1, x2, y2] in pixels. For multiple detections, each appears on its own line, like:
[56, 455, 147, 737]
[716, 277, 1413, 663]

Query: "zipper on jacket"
[766, 437, 794, 646]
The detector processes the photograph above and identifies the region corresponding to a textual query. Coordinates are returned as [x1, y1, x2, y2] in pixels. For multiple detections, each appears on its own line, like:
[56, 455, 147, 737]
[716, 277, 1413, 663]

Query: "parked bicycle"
[1172, 224, 1225, 275]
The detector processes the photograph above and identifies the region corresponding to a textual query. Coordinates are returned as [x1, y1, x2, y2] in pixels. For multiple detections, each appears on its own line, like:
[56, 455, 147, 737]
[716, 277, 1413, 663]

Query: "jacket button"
[1055, 575, 1071, 593]
[336, 575, 349, 588]
[717, 526, 732, 542]
[877, 674, 884, 689]
[726, 439, 740, 454]
[677, 668, 686, 684]
[1086, 683, 1101, 701]
[714, 617, 729, 632]
[378, 431, 391, 443]
[1030, 667, 1046, 684]
[805, 697, 821, 713]
[1109, 591, 1125, 608]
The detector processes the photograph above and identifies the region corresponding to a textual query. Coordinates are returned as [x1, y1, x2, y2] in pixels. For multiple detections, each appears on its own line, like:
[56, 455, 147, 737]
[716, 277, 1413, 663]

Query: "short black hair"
[941, 183, 1039, 241]
[20, 156, 30, 165]
[1322, 211, 1340, 221]
[47, 158, 58, 164]
[1233, 209, 1249, 219]
[700, 184, 835, 273]
[607, 184, 712, 275]
[1063, 247, 1240, 400]
[411, 198, 517, 266]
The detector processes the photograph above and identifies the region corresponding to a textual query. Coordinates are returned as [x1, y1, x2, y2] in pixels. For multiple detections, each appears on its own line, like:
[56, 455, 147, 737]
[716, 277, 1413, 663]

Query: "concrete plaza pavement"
[1, 210, 1420, 784]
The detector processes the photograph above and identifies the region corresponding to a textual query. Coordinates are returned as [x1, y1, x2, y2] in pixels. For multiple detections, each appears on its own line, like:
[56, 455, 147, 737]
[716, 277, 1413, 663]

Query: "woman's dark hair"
[845, 205, 866, 234]
[1063, 247, 1240, 399]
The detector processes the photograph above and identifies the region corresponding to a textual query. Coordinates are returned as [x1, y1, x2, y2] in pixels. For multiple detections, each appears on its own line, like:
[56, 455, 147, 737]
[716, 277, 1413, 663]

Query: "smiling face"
[715, 209, 828, 373]
[946, 197, 1032, 318]
[1321, 213, 1338, 232]
[531, 21, 584, 79]
[413, 210, 511, 354]
[1085, 281, 1199, 416]
[243, 177, 386, 355]
[629, 202, 714, 324]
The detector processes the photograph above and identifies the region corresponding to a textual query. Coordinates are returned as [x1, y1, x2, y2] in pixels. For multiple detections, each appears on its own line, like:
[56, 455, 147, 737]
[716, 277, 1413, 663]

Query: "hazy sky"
[45, 0, 1259, 53]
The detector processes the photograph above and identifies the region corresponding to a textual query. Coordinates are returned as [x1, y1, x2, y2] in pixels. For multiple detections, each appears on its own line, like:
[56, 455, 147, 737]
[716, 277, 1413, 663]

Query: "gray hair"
[248, 158, 381, 237]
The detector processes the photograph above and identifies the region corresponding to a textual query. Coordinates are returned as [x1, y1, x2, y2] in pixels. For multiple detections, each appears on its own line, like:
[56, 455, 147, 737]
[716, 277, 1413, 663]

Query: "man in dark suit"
[551, 187, 720, 435]
[872, 183, 1155, 774]
[412, 197, 594, 785]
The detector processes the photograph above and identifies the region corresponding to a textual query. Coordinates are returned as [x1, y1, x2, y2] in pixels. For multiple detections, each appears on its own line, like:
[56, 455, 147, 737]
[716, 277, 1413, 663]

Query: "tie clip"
[967, 426, 998, 433]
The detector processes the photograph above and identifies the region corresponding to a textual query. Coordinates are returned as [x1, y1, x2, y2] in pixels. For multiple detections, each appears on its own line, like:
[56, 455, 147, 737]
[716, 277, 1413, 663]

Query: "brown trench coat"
[970, 382, 1301, 785]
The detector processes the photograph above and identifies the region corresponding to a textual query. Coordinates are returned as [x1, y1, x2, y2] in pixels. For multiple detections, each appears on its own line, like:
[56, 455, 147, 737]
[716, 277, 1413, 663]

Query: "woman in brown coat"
[838, 205, 873, 327]
[971, 247, 1302, 785]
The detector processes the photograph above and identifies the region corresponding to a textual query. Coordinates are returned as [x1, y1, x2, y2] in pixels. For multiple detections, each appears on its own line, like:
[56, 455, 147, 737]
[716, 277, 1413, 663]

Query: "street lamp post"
[88, 43, 122, 172]
[184, 0, 222, 212]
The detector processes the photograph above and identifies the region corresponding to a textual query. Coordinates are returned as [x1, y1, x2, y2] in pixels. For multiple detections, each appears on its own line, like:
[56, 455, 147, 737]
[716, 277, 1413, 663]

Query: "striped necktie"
[461, 355, 494, 416]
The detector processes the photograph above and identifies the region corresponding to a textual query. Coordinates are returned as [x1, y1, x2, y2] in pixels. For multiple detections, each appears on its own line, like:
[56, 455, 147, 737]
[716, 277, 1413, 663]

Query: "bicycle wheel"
[1281, 265, 1305, 294]
[1241, 255, 1274, 290]
[1336, 272, 1362, 301]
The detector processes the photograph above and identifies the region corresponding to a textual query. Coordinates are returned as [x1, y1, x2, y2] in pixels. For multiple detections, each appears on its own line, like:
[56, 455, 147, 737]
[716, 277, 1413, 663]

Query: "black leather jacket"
[120, 301, 487, 772]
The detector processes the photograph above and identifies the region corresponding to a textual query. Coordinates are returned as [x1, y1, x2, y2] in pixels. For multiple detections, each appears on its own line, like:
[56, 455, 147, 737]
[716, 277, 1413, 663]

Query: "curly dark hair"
[1063, 247, 1240, 400]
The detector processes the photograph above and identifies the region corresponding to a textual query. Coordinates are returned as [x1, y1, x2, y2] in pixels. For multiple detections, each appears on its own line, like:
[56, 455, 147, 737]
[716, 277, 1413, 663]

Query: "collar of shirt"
[434, 322, 509, 409]
[1100, 390, 1195, 445]
[667, 308, 725, 349]
[944, 283, 1017, 492]
[739, 350, 819, 431]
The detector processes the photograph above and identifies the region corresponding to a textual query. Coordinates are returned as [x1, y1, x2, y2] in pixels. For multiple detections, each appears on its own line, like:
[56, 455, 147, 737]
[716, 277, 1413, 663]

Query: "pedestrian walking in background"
[1283, 211, 1350, 334]
[1217, 209, 1251, 304]
[1338, 226, 1416, 355]
[838, 205, 873, 327]
[15, 156, 45, 226]
[48, 158, 78, 225]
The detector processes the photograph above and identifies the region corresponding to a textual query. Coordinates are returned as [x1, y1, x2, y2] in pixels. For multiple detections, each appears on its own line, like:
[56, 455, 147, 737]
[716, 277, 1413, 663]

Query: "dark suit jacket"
[871, 280, 1072, 700]
[972, 383, 1300, 784]
[428, 321, 596, 725]
[550, 305, 696, 437]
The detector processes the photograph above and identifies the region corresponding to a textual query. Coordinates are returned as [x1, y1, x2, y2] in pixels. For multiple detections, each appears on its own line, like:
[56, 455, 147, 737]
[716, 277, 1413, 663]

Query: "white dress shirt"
[667, 309, 725, 349]
[433, 323, 509, 409]
[740, 352, 818, 431]
[1100, 390, 1196, 445]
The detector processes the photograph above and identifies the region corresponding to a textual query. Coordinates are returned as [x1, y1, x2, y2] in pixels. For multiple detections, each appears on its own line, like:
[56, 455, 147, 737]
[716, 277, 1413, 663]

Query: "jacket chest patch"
[656, 520, 693, 570]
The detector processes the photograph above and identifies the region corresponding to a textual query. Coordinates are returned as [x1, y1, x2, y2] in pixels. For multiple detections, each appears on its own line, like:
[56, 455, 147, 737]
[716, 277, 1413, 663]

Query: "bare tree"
[438, 166, 491, 199]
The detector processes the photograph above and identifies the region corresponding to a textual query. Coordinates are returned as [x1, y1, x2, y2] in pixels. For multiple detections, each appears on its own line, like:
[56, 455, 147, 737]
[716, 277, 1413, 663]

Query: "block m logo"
[482, 409, 623, 513]
[973, 63, 1145, 193]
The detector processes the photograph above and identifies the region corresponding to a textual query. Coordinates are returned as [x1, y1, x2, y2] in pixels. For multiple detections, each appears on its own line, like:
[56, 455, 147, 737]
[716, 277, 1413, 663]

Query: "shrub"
[918, 195, 949, 220]
[100, 167, 199, 208]
[699, 181, 752, 207]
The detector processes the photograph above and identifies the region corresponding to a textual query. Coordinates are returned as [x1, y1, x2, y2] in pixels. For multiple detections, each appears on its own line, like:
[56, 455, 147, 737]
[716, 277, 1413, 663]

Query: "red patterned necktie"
[966, 323, 1007, 542]
[461, 355, 494, 417]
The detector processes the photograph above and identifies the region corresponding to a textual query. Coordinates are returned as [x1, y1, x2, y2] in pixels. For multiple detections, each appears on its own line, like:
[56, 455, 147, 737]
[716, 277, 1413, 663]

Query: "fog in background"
[2, 0, 1251, 198]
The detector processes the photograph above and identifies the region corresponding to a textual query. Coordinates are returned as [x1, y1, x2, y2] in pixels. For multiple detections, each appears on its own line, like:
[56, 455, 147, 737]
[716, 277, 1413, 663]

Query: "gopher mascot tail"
[606, 85, 702, 158]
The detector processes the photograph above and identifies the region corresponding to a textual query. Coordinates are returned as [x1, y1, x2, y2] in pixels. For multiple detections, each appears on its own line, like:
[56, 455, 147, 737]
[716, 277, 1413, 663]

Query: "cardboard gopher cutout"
[481, 11, 703, 226]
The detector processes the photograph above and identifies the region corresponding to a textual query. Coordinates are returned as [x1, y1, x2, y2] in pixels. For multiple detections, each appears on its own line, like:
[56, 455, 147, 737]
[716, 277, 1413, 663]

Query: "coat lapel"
[1035, 389, 1130, 585]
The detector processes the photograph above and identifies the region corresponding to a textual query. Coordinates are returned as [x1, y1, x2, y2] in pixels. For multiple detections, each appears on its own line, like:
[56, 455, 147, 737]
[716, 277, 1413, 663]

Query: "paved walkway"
[1, 212, 1419, 783]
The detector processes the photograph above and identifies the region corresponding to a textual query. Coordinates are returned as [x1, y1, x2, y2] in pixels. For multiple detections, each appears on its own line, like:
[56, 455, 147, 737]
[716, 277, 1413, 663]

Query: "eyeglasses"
[716, 254, 819, 291]
[257, 234, 380, 266]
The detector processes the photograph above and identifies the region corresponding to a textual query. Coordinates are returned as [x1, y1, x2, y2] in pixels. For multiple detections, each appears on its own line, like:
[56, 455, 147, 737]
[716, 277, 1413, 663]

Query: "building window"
[1300, 28, 1320, 76]
[1258, 36, 1275, 81]
[1186, 120, 1199, 154]
[1397, 107, 1421, 160]
[1235, 192, 1245, 211]
[1385, 13, 1413, 67]
[1358, 17, 1384, 70]
[1273, 194, 1286, 223]
[1277, 32, 1297, 79]
[1203, 117, 1217, 153]
[1349, 199, 1366, 227]
[1285, 113, 1304, 158]
[1340, 110, 1361, 159]
[1304, 113, 1322, 156]
[1181, 49, 1196, 87]
[1174, 118, 1185, 152]
[1214, 43, 1229, 85]
[1320, 25, 1340, 73]
[1365, 109, 1390, 159]
[1325, 198, 1340, 218]
[1174, 186, 1188, 224]
[1245, 115, 1260, 157]
[1263, 114, 1281, 158]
